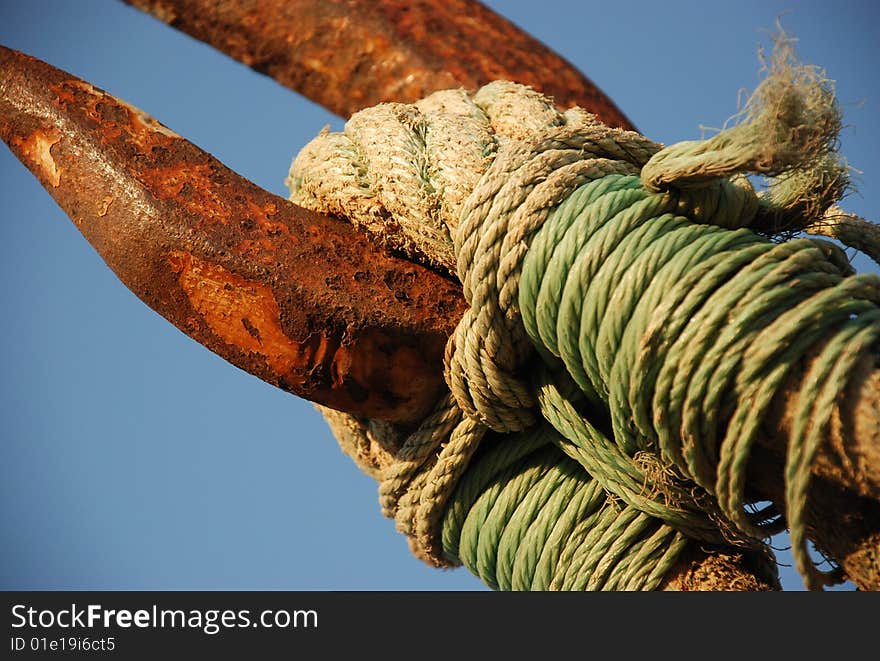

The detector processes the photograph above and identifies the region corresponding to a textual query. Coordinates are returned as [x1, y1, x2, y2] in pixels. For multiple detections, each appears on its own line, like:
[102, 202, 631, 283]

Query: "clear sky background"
[0, 1, 877, 591]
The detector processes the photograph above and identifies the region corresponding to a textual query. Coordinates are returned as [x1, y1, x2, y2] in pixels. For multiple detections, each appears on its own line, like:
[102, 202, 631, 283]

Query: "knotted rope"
[288, 36, 879, 590]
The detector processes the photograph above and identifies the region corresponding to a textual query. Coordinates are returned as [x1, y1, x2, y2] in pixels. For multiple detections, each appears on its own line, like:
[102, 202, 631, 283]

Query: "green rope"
[518, 175, 879, 588]
[440, 425, 688, 590]
[289, 35, 879, 590]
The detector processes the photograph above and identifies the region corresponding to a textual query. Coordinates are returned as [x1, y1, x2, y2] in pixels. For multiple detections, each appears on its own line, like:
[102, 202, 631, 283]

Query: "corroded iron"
[124, 0, 636, 129]
[0, 45, 465, 423]
[3, 3, 880, 589]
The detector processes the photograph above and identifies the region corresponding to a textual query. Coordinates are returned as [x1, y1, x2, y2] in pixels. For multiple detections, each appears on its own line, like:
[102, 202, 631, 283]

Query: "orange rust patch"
[235, 238, 289, 265]
[50, 80, 179, 150]
[141, 163, 214, 200]
[168, 251, 328, 382]
[123, 100, 181, 139]
[246, 199, 291, 238]
[98, 196, 114, 217]
[14, 128, 62, 187]
[49, 81, 78, 105]
[140, 163, 233, 225]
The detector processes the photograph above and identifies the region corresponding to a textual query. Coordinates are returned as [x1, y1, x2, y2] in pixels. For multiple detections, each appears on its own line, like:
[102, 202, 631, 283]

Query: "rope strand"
[290, 36, 878, 590]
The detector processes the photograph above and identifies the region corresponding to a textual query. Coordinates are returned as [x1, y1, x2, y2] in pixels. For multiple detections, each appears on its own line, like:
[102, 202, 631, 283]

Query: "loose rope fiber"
[289, 35, 879, 590]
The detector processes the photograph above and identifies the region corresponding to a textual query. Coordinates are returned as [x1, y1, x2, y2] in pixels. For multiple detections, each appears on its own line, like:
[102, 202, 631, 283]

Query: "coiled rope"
[288, 36, 880, 590]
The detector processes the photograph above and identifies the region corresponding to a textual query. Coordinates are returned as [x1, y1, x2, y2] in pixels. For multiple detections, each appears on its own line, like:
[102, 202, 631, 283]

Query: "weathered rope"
[290, 35, 879, 590]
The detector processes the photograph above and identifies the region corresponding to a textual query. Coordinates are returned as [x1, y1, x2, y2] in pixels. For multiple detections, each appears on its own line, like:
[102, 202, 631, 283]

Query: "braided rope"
[288, 40, 879, 589]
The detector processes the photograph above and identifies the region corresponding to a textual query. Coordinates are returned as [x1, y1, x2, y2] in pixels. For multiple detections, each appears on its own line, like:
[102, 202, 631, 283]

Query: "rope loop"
[289, 36, 879, 590]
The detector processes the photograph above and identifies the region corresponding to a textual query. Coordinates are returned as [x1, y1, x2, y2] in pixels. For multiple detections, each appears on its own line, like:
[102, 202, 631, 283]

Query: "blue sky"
[0, 1, 877, 591]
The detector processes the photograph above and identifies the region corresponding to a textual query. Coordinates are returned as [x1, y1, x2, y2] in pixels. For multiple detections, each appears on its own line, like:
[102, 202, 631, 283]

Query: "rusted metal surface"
[123, 0, 635, 129]
[3, 42, 880, 589]
[0, 45, 465, 423]
[0, 45, 769, 594]
[118, 0, 880, 521]
[5, 0, 880, 590]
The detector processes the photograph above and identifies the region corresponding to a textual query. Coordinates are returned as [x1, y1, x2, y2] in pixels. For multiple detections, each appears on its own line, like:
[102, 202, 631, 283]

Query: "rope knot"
[288, 35, 879, 590]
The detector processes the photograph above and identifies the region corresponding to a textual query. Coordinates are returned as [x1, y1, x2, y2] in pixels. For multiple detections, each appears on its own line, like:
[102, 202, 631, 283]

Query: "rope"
[289, 35, 879, 590]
